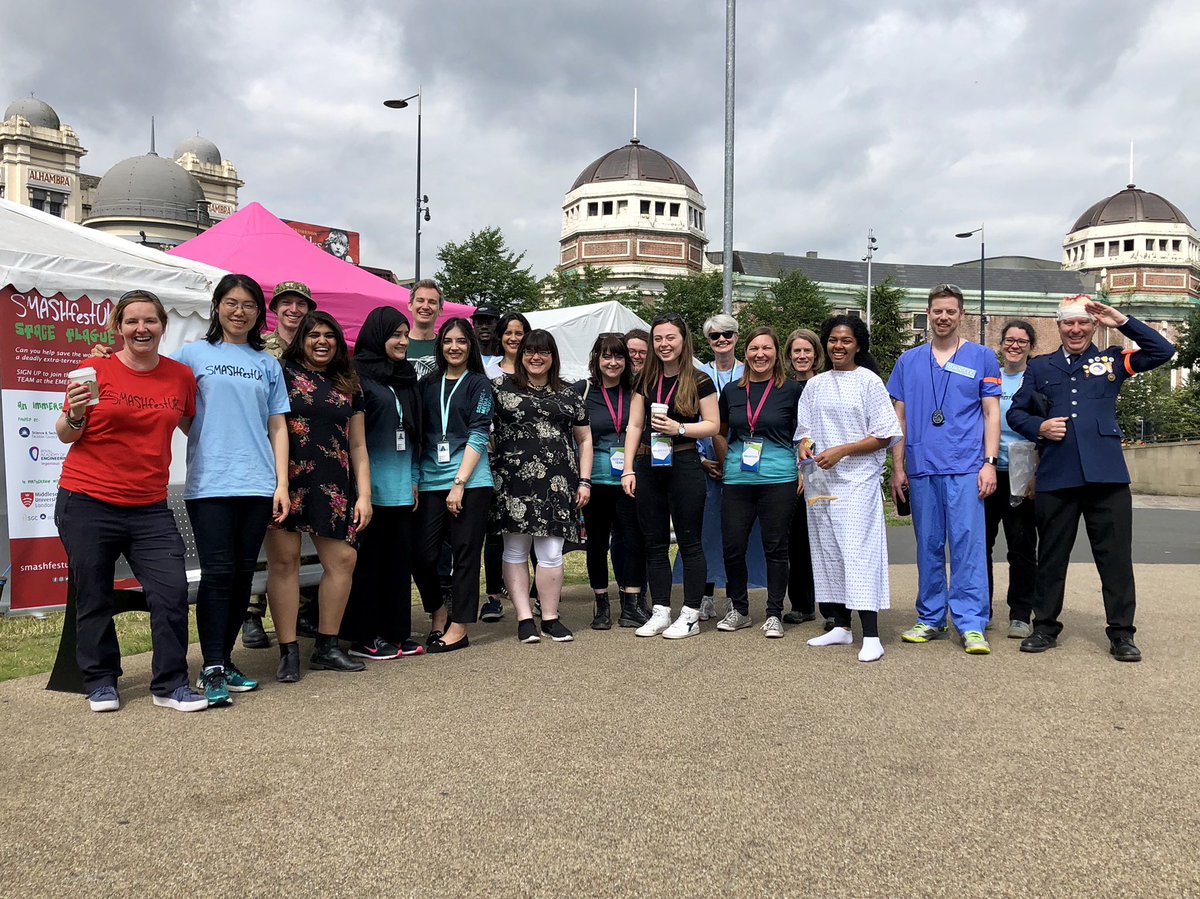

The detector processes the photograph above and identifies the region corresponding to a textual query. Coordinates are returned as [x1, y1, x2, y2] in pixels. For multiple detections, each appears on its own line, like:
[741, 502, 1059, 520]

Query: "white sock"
[858, 637, 884, 662]
[807, 627, 853, 647]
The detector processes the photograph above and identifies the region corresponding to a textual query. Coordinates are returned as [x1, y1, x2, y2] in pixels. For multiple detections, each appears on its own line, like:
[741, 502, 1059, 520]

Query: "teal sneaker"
[198, 667, 231, 706]
[963, 631, 991, 655]
[901, 623, 949, 643]
[223, 662, 258, 693]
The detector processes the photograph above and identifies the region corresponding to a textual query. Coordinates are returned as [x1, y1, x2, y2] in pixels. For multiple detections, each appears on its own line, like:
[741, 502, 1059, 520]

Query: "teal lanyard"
[389, 387, 405, 428]
[439, 374, 466, 439]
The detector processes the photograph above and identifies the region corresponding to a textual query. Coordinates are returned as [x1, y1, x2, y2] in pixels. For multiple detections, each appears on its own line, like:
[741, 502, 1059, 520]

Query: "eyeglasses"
[119, 289, 161, 303]
[708, 330, 736, 341]
[523, 349, 552, 358]
[1002, 337, 1031, 347]
[220, 300, 259, 313]
[930, 283, 964, 300]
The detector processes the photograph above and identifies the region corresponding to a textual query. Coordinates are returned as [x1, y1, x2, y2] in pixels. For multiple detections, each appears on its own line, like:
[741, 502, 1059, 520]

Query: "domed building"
[558, 138, 707, 294]
[173, 134, 243, 221]
[83, 151, 212, 249]
[0, 96, 88, 221]
[1062, 183, 1200, 301]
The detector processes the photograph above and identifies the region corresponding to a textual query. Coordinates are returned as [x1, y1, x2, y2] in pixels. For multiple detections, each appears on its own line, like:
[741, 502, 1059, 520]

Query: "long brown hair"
[736, 326, 788, 388]
[639, 313, 703, 416]
[283, 311, 360, 397]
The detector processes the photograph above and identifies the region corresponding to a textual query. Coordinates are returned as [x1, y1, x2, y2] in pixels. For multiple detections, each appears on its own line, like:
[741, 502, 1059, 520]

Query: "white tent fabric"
[525, 300, 649, 382]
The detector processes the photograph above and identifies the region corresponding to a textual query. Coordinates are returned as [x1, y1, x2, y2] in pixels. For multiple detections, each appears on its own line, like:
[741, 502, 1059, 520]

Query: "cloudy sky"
[8, 0, 1200, 282]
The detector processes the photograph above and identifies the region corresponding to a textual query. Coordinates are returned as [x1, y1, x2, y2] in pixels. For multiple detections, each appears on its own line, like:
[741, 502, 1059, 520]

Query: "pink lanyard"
[745, 379, 773, 435]
[601, 385, 625, 434]
[656, 374, 678, 406]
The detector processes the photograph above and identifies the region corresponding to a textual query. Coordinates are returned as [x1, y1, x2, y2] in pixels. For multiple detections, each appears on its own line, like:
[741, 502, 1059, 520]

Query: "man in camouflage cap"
[263, 280, 317, 359]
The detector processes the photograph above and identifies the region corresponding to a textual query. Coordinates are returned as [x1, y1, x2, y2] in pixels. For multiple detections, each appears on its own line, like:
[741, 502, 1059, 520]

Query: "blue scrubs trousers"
[909, 473, 989, 634]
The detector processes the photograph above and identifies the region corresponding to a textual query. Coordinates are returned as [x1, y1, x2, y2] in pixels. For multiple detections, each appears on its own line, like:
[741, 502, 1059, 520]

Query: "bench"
[45, 489, 324, 694]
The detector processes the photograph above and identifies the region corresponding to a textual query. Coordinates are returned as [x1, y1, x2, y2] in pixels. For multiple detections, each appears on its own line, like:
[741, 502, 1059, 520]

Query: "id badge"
[609, 449, 625, 479]
[650, 434, 673, 467]
[395, 428, 407, 452]
[436, 439, 451, 464]
[740, 439, 763, 473]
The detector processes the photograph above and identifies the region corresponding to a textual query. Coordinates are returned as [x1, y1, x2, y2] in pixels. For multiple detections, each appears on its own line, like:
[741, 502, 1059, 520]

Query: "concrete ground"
[1, 562, 1198, 898]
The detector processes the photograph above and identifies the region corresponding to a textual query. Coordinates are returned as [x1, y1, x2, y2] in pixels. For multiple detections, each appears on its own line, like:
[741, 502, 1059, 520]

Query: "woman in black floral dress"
[491, 329, 593, 644]
[266, 311, 372, 681]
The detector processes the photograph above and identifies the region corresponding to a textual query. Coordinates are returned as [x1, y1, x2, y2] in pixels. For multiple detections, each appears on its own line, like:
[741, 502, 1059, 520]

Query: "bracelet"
[578, 479, 592, 488]
[65, 414, 84, 430]
[620, 473, 635, 479]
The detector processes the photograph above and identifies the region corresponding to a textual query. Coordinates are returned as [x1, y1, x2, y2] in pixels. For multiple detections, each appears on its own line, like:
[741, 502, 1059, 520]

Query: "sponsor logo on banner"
[20, 492, 34, 508]
[28, 446, 38, 461]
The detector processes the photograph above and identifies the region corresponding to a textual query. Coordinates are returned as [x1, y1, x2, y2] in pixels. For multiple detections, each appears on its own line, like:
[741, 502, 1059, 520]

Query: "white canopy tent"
[525, 300, 649, 381]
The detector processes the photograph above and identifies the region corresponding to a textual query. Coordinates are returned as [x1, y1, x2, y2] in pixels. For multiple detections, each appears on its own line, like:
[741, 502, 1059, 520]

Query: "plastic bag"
[799, 458, 838, 507]
[1007, 441, 1038, 506]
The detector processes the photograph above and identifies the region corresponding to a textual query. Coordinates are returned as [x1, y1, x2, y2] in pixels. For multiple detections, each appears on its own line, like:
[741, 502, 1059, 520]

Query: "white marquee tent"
[526, 300, 649, 381]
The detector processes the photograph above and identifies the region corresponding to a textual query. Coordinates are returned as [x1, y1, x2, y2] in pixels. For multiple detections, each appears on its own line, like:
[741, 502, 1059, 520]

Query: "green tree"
[740, 269, 832, 341]
[1174, 303, 1200, 370]
[856, 275, 911, 380]
[538, 264, 611, 309]
[434, 226, 540, 313]
[656, 271, 724, 361]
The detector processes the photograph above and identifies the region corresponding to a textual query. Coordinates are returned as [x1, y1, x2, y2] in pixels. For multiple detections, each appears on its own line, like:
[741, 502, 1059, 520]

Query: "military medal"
[1088, 360, 1106, 377]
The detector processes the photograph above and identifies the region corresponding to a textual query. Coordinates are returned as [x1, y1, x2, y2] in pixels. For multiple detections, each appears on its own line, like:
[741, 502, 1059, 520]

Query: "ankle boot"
[591, 593, 612, 630]
[619, 592, 650, 628]
[277, 641, 301, 683]
[310, 633, 365, 672]
[241, 613, 270, 649]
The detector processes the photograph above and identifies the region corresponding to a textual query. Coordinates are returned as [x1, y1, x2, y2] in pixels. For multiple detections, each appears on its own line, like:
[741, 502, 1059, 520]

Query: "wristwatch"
[983, 456, 998, 465]
[677, 423, 687, 437]
[452, 476, 465, 486]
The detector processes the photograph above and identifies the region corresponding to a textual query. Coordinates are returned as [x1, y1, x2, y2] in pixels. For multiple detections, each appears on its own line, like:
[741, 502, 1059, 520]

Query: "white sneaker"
[716, 608, 752, 632]
[761, 616, 784, 639]
[635, 605, 672, 637]
[698, 595, 716, 620]
[662, 606, 701, 639]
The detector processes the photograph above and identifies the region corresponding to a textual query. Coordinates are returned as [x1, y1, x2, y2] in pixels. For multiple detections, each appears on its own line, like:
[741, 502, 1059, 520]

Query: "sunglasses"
[652, 312, 686, 327]
[931, 283, 964, 300]
[708, 330, 736, 341]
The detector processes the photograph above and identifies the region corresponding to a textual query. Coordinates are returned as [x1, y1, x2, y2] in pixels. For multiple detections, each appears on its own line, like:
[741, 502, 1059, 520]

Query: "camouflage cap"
[271, 280, 316, 310]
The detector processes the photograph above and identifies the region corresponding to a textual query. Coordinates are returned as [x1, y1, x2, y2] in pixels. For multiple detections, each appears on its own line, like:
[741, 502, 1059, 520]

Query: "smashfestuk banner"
[0, 285, 113, 613]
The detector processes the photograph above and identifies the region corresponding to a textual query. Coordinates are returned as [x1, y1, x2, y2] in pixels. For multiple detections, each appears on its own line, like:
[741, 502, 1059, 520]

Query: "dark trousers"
[1032, 483, 1135, 640]
[187, 496, 273, 668]
[413, 487, 492, 625]
[341, 504, 415, 644]
[983, 469, 1037, 623]
[483, 532, 505, 595]
[787, 493, 816, 615]
[722, 482, 795, 618]
[635, 451, 706, 609]
[583, 483, 644, 591]
[55, 488, 190, 696]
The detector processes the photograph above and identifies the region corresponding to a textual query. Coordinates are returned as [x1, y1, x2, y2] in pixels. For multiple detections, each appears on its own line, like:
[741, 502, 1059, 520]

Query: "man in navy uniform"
[1008, 295, 1175, 662]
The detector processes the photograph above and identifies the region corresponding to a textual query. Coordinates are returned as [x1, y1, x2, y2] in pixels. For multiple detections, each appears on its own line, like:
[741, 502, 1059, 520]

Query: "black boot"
[310, 633, 365, 672]
[591, 593, 612, 630]
[296, 608, 318, 639]
[277, 641, 300, 683]
[619, 592, 650, 628]
[241, 613, 270, 649]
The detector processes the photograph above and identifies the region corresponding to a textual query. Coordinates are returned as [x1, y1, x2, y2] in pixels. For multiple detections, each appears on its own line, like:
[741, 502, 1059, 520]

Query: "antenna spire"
[150, 115, 156, 155]
[1128, 140, 1134, 187]
[632, 87, 638, 143]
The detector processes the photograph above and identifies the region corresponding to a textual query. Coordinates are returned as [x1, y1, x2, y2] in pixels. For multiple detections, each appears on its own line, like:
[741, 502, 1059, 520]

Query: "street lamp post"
[721, 0, 736, 315]
[863, 228, 878, 329]
[384, 90, 432, 282]
[955, 224, 985, 343]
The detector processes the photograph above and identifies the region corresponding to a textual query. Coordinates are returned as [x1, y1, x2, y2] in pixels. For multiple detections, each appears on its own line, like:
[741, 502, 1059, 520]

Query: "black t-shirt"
[719, 378, 801, 450]
[573, 380, 632, 453]
[638, 371, 716, 446]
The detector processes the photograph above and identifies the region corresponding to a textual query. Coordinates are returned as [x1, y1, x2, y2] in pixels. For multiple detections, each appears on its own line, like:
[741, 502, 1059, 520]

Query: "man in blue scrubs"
[888, 284, 1001, 654]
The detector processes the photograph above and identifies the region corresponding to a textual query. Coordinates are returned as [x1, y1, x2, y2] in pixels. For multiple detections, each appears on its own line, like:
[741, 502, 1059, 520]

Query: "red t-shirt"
[59, 354, 197, 506]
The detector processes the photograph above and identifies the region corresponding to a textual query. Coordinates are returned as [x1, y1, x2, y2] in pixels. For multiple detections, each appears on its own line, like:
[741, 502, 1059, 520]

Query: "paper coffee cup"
[650, 402, 669, 418]
[67, 367, 100, 406]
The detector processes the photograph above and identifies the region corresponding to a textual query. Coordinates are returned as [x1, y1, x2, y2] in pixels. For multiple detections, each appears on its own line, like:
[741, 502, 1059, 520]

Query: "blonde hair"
[784, 328, 824, 376]
[736, 327, 788, 388]
[108, 290, 168, 332]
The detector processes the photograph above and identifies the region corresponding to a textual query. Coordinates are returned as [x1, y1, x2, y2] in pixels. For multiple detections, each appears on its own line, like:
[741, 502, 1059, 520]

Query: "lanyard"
[712, 363, 736, 392]
[655, 374, 678, 406]
[439, 374, 466, 438]
[388, 387, 405, 427]
[745, 379, 773, 435]
[601, 385, 624, 434]
[928, 341, 962, 417]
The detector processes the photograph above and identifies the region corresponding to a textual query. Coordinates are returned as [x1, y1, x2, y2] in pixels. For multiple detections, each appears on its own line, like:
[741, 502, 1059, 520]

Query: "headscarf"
[353, 306, 421, 441]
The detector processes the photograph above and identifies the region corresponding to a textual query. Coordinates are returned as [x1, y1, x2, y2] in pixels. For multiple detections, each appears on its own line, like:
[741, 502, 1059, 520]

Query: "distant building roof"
[1070, 184, 1191, 231]
[4, 96, 60, 129]
[571, 139, 698, 191]
[87, 153, 211, 227]
[174, 134, 222, 165]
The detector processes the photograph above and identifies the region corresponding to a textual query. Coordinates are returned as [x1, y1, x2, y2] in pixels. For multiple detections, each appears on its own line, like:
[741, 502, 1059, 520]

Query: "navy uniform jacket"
[1007, 316, 1175, 491]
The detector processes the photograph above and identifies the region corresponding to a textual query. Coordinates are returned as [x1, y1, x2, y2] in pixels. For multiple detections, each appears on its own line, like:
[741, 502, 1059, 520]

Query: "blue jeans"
[909, 473, 989, 634]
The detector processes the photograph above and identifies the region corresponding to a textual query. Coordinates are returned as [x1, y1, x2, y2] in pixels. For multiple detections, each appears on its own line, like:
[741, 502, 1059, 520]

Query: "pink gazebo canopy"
[168, 201, 473, 344]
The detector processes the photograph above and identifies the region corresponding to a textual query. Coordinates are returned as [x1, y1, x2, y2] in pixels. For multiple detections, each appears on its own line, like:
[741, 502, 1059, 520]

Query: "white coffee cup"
[67, 367, 100, 406]
[650, 402, 669, 419]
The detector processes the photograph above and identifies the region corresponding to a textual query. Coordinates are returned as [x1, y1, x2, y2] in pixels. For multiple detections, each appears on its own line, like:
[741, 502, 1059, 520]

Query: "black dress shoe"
[241, 614, 270, 649]
[277, 642, 301, 683]
[425, 629, 444, 647]
[296, 612, 318, 639]
[1110, 637, 1142, 662]
[782, 610, 817, 624]
[1020, 632, 1057, 653]
[427, 635, 469, 654]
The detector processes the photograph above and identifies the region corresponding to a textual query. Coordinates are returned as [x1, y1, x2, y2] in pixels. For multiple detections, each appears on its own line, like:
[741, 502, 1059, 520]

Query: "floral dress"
[490, 377, 587, 541]
[278, 362, 366, 545]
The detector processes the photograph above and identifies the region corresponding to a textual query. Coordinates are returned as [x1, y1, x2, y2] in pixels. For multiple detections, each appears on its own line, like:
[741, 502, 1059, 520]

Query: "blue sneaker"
[197, 667, 231, 706]
[87, 685, 120, 712]
[152, 684, 208, 713]
[223, 662, 258, 692]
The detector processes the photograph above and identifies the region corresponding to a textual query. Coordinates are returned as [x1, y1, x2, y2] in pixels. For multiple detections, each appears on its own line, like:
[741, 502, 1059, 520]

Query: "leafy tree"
[538, 264, 612, 309]
[856, 275, 911, 381]
[1174, 303, 1200, 370]
[740, 269, 832, 342]
[1115, 368, 1200, 442]
[434, 226, 540, 313]
[655, 271, 724, 361]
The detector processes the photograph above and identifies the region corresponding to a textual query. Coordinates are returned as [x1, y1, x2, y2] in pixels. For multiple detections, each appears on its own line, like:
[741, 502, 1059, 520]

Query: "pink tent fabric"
[167, 201, 473, 344]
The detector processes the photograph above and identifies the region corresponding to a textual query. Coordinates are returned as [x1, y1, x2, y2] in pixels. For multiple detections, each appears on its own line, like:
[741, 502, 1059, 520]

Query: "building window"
[640, 200, 650, 215]
[912, 312, 928, 330]
[669, 202, 680, 217]
[655, 201, 665, 216]
[1094, 242, 1104, 257]
[1123, 239, 1134, 252]
[617, 200, 627, 214]
[1173, 239, 1182, 251]
[698, 212, 704, 229]
[1147, 239, 1155, 251]
[1160, 239, 1168, 251]
[602, 200, 613, 215]
[1108, 241, 1119, 257]
[587, 202, 598, 216]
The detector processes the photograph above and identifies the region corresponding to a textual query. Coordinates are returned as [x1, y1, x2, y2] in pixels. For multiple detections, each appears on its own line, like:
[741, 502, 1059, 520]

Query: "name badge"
[609, 449, 625, 478]
[436, 439, 451, 464]
[944, 362, 977, 379]
[395, 428, 407, 452]
[740, 439, 763, 473]
[650, 434, 673, 467]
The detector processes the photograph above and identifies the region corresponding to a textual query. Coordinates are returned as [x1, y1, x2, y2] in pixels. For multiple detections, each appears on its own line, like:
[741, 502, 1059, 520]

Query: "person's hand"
[446, 484, 465, 516]
[651, 412, 678, 435]
[621, 473, 636, 498]
[797, 440, 815, 463]
[815, 445, 848, 470]
[1039, 417, 1069, 442]
[890, 468, 909, 506]
[89, 343, 114, 359]
[701, 458, 722, 480]
[64, 383, 91, 422]
[796, 473, 805, 497]
[576, 483, 591, 509]
[353, 495, 372, 531]
[412, 485, 420, 509]
[978, 463, 997, 499]
[1084, 300, 1128, 328]
[272, 484, 290, 524]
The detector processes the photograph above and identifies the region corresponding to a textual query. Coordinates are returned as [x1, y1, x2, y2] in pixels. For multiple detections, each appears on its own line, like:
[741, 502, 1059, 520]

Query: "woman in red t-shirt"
[55, 291, 207, 714]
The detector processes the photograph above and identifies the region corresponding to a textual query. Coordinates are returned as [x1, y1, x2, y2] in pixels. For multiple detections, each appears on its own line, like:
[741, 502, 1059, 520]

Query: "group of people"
[55, 273, 1174, 713]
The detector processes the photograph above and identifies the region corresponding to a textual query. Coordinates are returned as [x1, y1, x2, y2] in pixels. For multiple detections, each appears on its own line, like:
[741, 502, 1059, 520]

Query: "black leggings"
[722, 482, 795, 618]
[187, 496, 274, 668]
[787, 493, 816, 614]
[635, 451, 706, 609]
[341, 504, 414, 644]
[829, 606, 879, 638]
[413, 487, 492, 625]
[583, 483, 644, 592]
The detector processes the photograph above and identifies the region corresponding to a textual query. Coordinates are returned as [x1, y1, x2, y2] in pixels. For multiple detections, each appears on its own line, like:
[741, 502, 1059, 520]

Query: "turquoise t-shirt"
[998, 369, 1026, 470]
[719, 379, 801, 485]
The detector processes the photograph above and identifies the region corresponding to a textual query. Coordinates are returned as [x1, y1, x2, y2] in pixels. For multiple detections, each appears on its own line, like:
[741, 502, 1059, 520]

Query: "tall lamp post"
[955, 224, 985, 343]
[721, 0, 736, 315]
[863, 228, 878, 329]
[384, 90, 432, 282]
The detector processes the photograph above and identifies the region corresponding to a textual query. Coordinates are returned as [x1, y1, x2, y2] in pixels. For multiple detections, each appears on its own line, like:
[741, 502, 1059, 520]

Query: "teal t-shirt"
[719, 378, 801, 485]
